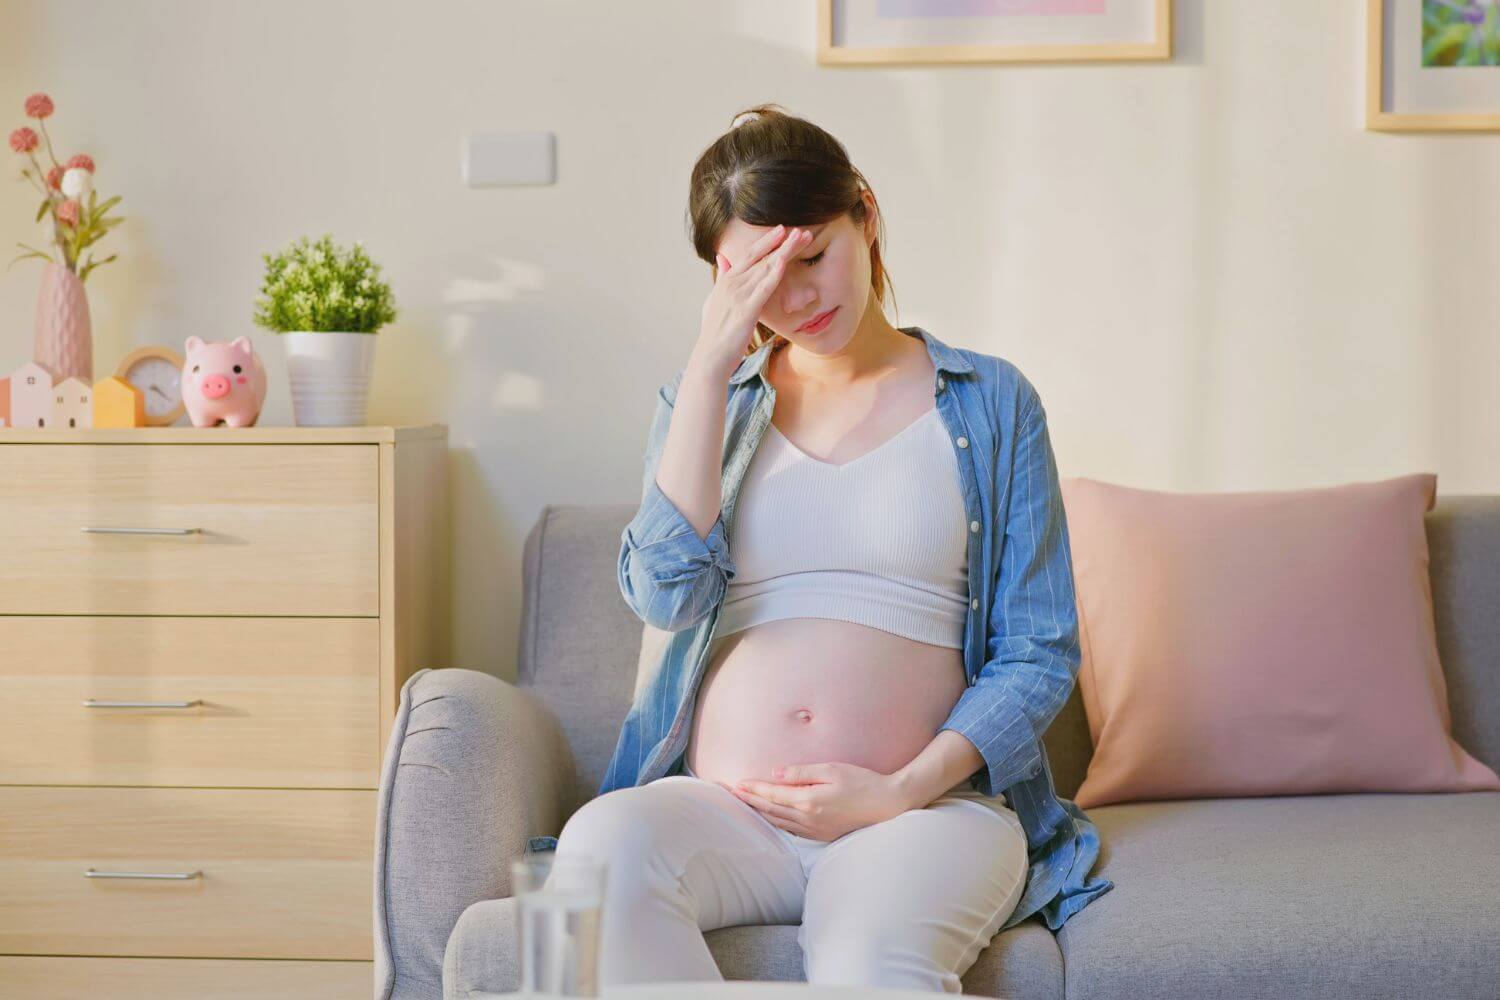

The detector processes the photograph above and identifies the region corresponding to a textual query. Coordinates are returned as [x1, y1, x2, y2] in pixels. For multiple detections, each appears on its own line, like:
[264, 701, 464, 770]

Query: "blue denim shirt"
[591, 325, 1113, 933]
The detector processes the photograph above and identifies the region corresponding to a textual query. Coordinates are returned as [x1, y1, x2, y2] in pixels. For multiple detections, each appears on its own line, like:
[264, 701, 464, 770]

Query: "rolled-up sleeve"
[939, 385, 1081, 798]
[617, 379, 738, 632]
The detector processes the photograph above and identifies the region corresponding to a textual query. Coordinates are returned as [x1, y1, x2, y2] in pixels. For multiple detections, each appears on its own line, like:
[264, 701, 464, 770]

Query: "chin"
[785, 323, 850, 350]
[795, 333, 851, 354]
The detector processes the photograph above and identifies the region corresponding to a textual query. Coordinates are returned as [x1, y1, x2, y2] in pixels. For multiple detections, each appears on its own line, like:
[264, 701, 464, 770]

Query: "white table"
[476, 984, 959, 998]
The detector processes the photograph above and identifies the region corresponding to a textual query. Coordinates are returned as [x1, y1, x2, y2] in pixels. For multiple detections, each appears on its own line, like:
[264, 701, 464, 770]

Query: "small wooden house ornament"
[54, 376, 93, 429]
[92, 376, 145, 428]
[9, 361, 57, 428]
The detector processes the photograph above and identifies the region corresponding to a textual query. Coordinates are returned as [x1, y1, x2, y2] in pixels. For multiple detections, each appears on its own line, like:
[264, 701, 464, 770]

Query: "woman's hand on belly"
[730, 760, 914, 842]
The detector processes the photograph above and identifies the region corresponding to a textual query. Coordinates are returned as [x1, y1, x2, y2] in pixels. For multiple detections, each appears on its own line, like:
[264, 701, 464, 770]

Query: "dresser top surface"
[0, 424, 446, 444]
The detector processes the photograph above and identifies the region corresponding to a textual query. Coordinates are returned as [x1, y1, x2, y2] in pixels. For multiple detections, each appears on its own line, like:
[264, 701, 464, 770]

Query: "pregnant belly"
[684, 617, 971, 793]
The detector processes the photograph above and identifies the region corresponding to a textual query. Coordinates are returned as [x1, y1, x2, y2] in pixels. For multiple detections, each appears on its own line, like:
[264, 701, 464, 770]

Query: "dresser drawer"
[0, 444, 378, 616]
[0, 786, 374, 960]
[0, 616, 380, 788]
[0, 956, 373, 1000]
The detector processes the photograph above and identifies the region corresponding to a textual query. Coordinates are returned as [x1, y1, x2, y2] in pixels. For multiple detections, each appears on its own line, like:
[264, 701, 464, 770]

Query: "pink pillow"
[1061, 473, 1500, 809]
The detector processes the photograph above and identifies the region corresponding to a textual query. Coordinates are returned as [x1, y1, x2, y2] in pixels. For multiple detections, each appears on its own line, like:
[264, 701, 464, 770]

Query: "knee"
[558, 788, 665, 854]
[804, 931, 956, 993]
[553, 788, 678, 896]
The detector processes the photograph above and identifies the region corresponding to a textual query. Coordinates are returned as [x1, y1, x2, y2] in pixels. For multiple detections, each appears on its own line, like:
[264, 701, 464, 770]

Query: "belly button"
[794, 709, 813, 723]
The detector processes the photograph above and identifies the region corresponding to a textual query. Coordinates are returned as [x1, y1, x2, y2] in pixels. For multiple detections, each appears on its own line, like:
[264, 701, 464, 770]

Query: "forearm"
[654, 363, 728, 542]
[892, 729, 985, 810]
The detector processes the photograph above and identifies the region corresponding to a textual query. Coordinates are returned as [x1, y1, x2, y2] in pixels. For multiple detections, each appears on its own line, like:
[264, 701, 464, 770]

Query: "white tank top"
[713, 405, 971, 650]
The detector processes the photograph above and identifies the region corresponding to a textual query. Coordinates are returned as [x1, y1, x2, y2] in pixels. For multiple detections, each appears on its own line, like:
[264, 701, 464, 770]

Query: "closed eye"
[803, 250, 825, 265]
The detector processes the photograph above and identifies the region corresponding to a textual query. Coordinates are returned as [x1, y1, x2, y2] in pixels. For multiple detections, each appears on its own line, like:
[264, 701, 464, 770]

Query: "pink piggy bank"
[182, 335, 268, 428]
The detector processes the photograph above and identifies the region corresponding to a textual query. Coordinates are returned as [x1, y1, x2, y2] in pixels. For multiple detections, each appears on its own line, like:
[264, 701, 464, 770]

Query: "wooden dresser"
[0, 425, 448, 999]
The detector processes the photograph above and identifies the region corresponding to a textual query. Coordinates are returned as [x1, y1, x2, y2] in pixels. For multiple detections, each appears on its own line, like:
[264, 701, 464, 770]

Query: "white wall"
[3, 0, 1497, 681]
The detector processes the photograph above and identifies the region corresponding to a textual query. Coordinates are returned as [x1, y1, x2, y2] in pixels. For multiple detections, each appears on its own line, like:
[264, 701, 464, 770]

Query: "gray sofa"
[374, 498, 1500, 1000]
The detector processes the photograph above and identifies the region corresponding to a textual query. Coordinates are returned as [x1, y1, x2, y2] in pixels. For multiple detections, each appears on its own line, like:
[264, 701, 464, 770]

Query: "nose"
[782, 287, 818, 318]
[201, 375, 231, 400]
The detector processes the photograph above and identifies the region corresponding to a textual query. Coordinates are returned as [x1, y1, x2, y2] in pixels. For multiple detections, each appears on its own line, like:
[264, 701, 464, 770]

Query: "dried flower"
[9, 126, 38, 153]
[60, 167, 92, 200]
[7, 93, 124, 283]
[24, 93, 54, 119]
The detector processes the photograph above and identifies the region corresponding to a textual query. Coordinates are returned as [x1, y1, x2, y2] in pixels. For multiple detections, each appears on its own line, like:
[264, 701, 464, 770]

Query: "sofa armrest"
[374, 667, 576, 1000]
[442, 897, 522, 1000]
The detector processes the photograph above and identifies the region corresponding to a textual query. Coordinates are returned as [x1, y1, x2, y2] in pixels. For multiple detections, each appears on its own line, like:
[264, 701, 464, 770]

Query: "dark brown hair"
[687, 103, 899, 358]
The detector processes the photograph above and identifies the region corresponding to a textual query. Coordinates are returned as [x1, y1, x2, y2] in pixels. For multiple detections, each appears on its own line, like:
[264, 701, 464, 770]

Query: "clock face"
[115, 346, 186, 426]
[128, 357, 183, 419]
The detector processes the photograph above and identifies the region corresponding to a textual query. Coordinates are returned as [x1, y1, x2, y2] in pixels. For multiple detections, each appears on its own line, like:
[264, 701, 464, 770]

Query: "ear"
[231, 336, 252, 354]
[184, 335, 204, 353]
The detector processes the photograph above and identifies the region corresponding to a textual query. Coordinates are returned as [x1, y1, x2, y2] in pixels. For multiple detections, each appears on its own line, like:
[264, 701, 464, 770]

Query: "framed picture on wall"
[816, 0, 1172, 66]
[1367, 0, 1500, 130]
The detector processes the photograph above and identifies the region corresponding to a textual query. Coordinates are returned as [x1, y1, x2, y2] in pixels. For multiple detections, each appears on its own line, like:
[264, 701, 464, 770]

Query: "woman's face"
[714, 192, 877, 354]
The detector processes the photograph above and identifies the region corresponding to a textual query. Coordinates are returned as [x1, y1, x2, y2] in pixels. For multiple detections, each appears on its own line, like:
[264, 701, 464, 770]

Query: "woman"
[554, 104, 1113, 992]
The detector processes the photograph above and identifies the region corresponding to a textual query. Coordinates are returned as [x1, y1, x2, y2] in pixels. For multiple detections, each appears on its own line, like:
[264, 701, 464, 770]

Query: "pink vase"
[33, 261, 93, 383]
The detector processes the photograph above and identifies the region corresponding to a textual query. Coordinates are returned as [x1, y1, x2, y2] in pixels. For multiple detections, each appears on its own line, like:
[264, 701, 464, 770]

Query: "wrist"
[683, 351, 736, 389]
[890, 766, 927, 812]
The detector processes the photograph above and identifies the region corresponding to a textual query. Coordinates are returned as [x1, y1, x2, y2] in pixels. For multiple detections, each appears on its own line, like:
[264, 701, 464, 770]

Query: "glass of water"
[512, 849, 607, 996]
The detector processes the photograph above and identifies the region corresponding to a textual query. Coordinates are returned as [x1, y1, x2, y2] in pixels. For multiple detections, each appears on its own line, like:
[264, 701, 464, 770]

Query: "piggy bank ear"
[230, 336, 252, 354]
[185, 335, 205, 354]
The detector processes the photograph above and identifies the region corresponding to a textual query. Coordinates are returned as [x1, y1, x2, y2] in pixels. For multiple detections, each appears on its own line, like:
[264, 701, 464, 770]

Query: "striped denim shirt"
[594, 325, 1114, 932]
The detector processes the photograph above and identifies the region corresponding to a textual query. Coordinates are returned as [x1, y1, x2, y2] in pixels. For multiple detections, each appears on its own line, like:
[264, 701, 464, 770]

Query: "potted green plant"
[253, 233, 397, 426]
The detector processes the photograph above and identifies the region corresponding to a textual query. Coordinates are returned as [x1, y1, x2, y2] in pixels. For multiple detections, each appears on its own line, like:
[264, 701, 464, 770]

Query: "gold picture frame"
[1367, 0, 1500, 131]
[817, 0, 1172, 67]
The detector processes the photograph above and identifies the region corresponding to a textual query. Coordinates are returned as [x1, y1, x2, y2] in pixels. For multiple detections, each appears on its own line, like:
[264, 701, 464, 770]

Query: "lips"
[799, 306, 837, 332]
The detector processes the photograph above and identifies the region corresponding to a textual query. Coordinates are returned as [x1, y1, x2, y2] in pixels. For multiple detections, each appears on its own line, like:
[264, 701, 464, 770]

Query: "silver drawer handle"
[81, 526, 201, 535]
[85, 868, 203, 880]
[83, 699, 202, 709]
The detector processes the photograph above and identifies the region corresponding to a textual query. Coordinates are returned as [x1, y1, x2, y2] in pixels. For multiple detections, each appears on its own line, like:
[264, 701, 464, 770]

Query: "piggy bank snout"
[200, 374, 232, 400]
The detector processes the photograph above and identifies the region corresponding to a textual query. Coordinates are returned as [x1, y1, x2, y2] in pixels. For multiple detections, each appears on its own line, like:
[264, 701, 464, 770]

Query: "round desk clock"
[116, 345, 187, 426]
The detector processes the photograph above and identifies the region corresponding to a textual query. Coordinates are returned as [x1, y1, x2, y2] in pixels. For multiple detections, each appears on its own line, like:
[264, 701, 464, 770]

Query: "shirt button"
[936, 376, 946, 391]
[956, 436, 968, 448]
[971, 597, 979, 610]
[969, 520, 980, 533]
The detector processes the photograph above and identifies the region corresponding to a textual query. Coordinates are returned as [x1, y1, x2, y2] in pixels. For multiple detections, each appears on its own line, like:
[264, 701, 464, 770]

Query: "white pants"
[551, 760, 1029, 993]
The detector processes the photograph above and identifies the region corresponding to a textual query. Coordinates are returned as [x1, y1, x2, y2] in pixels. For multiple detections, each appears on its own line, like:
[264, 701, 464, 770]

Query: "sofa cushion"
[444, 894, 1065, 999]
[1060, 474, 1500, 808]
[1056, 790, 1500, 999]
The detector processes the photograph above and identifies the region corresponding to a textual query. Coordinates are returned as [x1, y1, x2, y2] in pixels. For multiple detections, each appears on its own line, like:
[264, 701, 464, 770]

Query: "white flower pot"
[282, 331, 377, 427]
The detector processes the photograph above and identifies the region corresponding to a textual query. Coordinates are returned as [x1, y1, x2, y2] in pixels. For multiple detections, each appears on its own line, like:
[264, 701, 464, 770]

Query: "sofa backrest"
[519, 497, 1500, 808]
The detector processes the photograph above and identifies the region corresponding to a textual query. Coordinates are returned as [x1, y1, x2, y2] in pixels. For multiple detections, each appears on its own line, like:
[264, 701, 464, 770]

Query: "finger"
[765, 813, 817, 838]
[755, 229, 813, 289]
[734, 787, 805, 824]
[761, 806, 818, 839]
[716, 228, 773, 276]
[741, 781, 815, 814]
[773, 764, 828, 785]
[741, 224, 810, 276]
[736, 224, 791, 272]
[751, 256, 785, 298]
[758, 228, 811, 277]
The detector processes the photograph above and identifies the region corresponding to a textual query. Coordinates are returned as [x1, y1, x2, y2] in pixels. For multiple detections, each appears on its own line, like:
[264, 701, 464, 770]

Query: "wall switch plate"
[463, 131, 556, 187]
